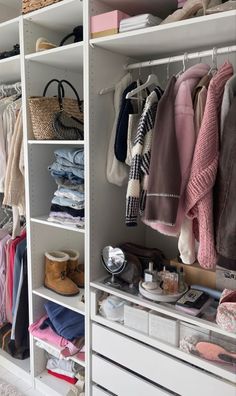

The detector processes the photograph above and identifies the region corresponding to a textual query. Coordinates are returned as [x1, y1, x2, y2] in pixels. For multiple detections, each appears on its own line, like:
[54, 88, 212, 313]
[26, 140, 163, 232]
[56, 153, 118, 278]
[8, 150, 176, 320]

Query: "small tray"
[139, 281, 188, 303]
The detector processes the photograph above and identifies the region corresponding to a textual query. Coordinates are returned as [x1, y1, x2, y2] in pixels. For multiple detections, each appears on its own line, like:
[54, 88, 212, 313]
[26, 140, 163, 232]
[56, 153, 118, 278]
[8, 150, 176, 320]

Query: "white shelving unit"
[0, 0, 236, 395]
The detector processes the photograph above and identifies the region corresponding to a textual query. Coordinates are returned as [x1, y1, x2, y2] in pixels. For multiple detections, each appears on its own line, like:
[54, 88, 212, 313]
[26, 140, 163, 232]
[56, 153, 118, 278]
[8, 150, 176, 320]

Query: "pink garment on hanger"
[185, 62, 233, 269]
[29, 315, 80, 357]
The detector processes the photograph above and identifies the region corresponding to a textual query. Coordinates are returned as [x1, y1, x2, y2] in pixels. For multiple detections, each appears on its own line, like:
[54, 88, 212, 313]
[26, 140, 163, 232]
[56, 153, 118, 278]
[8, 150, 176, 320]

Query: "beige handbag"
[28, 79, 83, 140]
[22, 0, 62, 14]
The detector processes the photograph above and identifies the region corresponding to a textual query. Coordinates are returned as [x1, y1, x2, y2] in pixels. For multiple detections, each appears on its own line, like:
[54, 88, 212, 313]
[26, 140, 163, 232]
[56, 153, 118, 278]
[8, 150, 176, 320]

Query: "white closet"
[0, 0, 235, 395]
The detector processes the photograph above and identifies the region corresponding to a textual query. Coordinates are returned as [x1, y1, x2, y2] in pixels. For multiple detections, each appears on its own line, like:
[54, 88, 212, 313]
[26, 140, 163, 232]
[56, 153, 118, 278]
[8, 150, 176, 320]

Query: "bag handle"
[59, 26, 83, 46]
[58, 79, 82, 112]
[43, 79, 65, 97]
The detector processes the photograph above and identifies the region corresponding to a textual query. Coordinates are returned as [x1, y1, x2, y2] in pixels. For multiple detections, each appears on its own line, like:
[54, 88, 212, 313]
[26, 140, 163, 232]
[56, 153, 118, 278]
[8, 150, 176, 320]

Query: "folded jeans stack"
[48, 148, 84, 229]
[119, 14, 162, 33]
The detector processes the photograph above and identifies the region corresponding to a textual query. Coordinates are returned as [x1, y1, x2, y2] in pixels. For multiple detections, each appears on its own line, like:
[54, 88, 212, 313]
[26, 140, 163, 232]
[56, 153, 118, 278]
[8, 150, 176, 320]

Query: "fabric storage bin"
[149, 311, 179, 346]
[91, 10, 130, 39]
[124, 305, 149, 334]
[22, 0, 62, 14]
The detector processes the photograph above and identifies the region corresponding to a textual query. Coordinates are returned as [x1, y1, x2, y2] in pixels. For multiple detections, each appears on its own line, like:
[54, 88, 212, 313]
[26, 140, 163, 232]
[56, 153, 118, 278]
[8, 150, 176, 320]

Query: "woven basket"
[22, 0, 62, 14]
[29, 97, 84, 140]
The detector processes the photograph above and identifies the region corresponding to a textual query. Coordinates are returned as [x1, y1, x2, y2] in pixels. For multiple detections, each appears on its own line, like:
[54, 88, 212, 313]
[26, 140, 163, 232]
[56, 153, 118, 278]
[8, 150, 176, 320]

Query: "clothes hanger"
[125, 73, 158, 99]
[208, 47, 218, 75]
[176, 52, 188, 78]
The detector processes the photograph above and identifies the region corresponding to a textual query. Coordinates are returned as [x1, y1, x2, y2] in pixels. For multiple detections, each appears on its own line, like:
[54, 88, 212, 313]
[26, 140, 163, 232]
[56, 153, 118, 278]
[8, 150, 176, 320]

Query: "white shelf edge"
[33, 286, 85, 315]
[90, 10, 236, 47]
[92, 313, 236, 384]
[0, 16, 20, 29]
[35, 370, 73, 396]
[30, 216, 85, 233]
[23, 0, 80, 20]
[0, 349, 31, 383]
[0, 54, 20, 65]
[25, 41, 84, 61]
[34, 336, 86, 367]
[28, 140, 84, 145]
[90, 278, 236, 341]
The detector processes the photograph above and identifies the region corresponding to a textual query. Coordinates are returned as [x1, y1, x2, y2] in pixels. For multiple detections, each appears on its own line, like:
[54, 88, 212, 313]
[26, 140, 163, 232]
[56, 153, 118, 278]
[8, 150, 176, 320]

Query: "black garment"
[114, 81, 137, 163]
[50, 204, 84, 218]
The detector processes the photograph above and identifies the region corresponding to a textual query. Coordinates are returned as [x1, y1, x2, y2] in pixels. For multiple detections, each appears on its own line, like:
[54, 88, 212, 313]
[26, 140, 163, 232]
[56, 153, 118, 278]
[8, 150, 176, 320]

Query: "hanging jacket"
[214, 96, 236, 270]
[185, 62, 233, 269]
[126, 87, 163, 226]
[106, 73, 132, 186]
[220, 73, 236, 136]
[145, 64, 209, 234]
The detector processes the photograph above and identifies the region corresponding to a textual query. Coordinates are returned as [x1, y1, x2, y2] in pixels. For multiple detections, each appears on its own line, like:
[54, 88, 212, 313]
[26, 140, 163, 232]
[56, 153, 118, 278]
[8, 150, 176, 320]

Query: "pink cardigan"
[145, 64, 209, 235]
[185, 62, 233, 269]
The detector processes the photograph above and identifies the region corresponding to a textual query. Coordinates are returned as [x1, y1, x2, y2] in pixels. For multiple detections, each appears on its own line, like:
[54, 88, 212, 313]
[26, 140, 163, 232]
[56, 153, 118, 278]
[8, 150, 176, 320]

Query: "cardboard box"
[91, 10, 130, 38]
[149, 311, 179, 346]
[124, 305, 149, 334]
[170, 259, 216, 289]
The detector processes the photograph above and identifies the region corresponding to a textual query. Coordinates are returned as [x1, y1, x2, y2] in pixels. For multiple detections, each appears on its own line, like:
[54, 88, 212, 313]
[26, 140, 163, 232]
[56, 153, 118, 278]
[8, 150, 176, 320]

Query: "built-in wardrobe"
[0, 0, 235, 395]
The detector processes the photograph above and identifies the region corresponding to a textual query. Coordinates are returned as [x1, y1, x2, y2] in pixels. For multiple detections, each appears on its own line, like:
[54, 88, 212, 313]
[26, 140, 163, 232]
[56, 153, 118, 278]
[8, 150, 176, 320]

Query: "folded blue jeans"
[54, 148, 84, 166]
[52, 195, 84, 210]
[48, 162, 84, 179]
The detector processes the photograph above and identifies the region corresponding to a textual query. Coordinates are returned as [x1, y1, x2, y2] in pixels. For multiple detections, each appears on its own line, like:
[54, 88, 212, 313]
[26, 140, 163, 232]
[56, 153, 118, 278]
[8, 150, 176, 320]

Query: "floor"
[0, 365, 45, 396]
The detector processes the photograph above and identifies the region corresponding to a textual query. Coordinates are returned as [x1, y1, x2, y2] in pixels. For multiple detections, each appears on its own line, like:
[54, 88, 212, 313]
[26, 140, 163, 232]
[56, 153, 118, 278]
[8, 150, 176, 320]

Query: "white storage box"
[124, 305, 149, 334]
[149, 311, 179, 346]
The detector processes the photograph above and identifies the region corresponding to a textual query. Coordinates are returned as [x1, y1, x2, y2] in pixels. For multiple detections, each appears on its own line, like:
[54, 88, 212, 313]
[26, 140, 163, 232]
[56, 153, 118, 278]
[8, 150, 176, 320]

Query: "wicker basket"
[29, 96, 84, 140]
[22, 0, 62, 14]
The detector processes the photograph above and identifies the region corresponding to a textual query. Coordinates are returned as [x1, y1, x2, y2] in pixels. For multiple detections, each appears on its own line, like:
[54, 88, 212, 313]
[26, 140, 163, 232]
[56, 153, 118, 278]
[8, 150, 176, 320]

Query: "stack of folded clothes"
[46, 357, 85, 389]
[48, 148, 84, 229]
[29, 302, 85, 367]
[119, 14, 162, 32]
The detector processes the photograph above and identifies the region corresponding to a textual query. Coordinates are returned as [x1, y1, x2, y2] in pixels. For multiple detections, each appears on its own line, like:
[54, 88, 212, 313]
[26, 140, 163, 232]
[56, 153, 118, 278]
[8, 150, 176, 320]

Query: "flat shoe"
[36, 37, 57, 52]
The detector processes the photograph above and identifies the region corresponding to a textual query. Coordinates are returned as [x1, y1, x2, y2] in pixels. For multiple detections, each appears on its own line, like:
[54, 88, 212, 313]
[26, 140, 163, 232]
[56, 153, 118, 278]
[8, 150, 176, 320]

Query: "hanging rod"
[124, 45, 236, 70]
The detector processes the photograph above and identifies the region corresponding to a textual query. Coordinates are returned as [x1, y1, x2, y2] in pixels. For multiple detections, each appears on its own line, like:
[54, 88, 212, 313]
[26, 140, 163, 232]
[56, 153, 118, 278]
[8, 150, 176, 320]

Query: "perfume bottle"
[144, 261, 157, 282]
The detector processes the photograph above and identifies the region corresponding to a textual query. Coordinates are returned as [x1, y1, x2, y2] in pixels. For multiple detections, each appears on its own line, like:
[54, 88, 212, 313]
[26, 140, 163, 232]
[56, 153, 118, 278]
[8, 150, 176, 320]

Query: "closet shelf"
[34, 336, 85, 367]
[0, 17, 19, 52]
[31, 216, 85, 234]
[28, 140, 85, 145]
[0, 350, 30, 379]
[35, 370, 73, 396]
[92, 313, 236, 383]
[90, 10, 236, 59]
[0, 55, 21, 83]
[23, 0, 83, 33]
[90, 278, 236, 341]
[33, 286, 85, 315]
[25, 42, 84, 72]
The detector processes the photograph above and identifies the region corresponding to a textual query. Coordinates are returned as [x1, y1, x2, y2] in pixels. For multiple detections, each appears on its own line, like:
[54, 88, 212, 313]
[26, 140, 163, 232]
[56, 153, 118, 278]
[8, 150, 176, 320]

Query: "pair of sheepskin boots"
[44, 250, 84, 296]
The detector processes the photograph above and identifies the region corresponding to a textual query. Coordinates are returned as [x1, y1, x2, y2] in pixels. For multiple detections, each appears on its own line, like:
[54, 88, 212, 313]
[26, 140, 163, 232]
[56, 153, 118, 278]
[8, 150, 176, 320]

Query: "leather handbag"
[116, 252, 142, 285]
[119, 242, 166, 273]
[52, 79, 84, 140]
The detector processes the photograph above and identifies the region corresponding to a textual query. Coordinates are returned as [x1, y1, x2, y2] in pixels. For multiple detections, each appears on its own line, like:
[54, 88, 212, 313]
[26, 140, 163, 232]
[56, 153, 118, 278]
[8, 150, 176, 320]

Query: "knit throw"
[185, 62, 233, 269]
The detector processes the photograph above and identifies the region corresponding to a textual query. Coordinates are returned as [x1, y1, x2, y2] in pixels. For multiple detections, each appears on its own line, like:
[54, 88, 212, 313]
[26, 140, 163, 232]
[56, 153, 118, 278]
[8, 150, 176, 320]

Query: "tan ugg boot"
[44, 251, 80, 296]
[62, 249, 84, 288]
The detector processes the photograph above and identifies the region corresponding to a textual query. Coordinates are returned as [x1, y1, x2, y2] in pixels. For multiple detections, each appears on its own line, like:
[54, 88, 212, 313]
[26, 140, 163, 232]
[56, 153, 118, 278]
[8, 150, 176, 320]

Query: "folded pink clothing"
[29, 315, 79, 357]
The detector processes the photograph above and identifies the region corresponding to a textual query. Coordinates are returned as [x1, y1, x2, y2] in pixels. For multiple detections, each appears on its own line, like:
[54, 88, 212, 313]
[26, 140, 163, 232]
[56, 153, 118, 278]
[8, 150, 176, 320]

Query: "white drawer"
[92, 323, 236, 396]
[92, 385, 112, 396]
[92, 354, 171, 396]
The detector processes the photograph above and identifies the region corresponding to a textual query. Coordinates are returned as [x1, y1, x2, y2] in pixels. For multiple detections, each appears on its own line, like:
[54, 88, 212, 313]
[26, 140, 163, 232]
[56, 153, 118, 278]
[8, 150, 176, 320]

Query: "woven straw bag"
[22, 0, 62, 14]
[28, 79, 84, 140]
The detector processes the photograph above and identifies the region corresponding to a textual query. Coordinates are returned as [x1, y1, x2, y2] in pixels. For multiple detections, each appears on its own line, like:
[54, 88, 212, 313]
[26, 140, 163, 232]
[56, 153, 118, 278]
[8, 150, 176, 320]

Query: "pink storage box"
[91, 10, 130, 38]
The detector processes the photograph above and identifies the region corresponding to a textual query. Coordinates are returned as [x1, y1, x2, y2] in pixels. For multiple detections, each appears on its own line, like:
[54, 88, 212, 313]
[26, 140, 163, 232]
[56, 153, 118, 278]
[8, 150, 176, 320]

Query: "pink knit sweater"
[185, 62, 233, 269]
